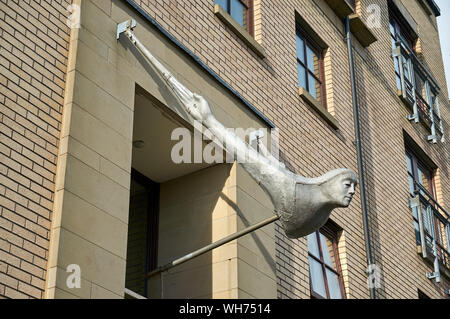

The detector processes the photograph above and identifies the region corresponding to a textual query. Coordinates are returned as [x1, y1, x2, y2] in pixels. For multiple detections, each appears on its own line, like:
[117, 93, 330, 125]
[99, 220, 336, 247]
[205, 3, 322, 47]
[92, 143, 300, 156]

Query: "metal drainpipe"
[345, 16, 376, 299]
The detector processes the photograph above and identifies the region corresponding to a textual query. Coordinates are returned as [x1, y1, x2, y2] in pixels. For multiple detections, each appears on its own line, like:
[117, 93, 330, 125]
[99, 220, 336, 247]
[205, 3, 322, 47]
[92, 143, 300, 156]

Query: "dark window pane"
[297, 63, 306, 89]
[309, 257, 327, 298]
[230, 0, 244, 27]
[326, 269, 343, 299]
[405, 154, 413, 174]
[125, 179, 150, 297]
[414, 221, 421, 244]
[296, 35, 305, 62]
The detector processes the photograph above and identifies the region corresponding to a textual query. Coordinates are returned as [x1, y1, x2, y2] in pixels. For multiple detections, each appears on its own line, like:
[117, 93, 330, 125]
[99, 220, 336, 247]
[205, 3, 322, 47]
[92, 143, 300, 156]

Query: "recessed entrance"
[124, 89, 234, 298]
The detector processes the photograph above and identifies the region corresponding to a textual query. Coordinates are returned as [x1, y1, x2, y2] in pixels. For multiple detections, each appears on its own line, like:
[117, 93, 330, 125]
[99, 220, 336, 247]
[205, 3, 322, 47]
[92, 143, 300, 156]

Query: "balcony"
[323, 0, 354, 18]
[392, 34, 445, 143]
[409, 182, 450, 280]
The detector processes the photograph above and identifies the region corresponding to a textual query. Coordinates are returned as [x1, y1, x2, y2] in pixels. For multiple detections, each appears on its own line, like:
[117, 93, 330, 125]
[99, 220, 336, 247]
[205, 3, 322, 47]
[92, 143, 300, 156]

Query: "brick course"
[130, 0, 450, 299]
[0, 0, 449, 299]
[0, 0, 70, 299]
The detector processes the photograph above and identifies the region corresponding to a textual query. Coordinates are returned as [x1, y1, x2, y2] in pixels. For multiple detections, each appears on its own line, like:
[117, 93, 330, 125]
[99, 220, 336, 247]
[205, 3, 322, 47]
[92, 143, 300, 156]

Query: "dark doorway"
[125, 169, 160, 298]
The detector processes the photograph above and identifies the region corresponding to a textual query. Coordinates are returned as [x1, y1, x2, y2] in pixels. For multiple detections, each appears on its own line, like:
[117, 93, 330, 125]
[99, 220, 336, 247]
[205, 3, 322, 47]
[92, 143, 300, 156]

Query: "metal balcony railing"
[409, 182, 450, 282]
[392, 33, 445, 143]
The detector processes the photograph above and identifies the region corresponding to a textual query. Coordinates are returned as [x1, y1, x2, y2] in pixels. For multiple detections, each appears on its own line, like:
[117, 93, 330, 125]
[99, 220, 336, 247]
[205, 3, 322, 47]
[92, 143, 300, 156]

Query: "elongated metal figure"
[123, 25, 357, 238]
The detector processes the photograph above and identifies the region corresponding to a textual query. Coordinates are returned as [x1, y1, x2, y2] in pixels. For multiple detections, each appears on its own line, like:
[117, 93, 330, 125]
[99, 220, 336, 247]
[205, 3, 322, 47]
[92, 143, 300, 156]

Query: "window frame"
[216, 0, 254, 36]
[405, 150, 443, 248]
[389, 14, 416, 51]
[296, 26, 327, 110]
[389, 14, 417, 93]
[406, 150, 435, 197]
[308, 224, 346, 299]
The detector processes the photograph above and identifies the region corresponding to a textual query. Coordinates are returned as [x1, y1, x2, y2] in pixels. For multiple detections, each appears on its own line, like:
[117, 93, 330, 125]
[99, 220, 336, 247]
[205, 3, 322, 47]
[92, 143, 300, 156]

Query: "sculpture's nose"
[349, 183, 356, 195]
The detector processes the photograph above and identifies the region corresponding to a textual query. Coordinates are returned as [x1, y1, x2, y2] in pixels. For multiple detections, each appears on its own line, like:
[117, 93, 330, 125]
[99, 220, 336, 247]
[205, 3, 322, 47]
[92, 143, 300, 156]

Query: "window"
[405, 151, 435, 244]
[418, 289, 431, 299]
[389, 14, 417, 94]
[307, 223, 345, 299]
[390, 9, 444, 143]
[405, 148, 450, 271]
[296, 27, 326, 108]
[125, 169, 160, 298]
[214, 0, 253, 35]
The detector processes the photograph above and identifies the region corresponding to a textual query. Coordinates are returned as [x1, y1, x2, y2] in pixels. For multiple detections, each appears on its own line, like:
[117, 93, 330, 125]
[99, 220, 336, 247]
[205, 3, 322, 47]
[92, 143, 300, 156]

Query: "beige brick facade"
[0, 0, 449, 299]
[0, 0, 70, 299]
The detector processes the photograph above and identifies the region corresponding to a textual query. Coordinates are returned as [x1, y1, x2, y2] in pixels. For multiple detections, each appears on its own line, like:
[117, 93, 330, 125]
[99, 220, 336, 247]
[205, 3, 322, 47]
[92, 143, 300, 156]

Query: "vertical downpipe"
[345, 17, 376, 299]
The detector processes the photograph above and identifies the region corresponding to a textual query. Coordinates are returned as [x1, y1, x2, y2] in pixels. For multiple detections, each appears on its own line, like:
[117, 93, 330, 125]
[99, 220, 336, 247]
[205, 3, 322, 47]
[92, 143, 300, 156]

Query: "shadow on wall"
[219, 191, 277, 275]
[353, 50, 386, 298]
[149, 164, 231, 298]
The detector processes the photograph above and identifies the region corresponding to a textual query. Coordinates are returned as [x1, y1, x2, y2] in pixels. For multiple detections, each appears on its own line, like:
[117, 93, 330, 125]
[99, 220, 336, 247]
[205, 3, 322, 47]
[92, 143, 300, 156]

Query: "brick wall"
[0, 0, 70, 299]
[1, 0, 448, 299]
[131, 0, 450, 299]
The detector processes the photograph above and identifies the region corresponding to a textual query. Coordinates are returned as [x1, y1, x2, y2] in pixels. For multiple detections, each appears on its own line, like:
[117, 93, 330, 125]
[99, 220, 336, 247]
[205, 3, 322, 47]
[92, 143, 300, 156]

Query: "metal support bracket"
[117, 19, 136, 40]
[407, 114, 419, 123]
[426, 134, 437, 144]
[426, 272, 439, 280]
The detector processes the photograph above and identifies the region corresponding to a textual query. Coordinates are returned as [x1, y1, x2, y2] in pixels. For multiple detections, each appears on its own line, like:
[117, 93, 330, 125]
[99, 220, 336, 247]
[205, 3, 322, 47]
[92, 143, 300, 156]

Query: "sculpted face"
[322, 173, 357, 207]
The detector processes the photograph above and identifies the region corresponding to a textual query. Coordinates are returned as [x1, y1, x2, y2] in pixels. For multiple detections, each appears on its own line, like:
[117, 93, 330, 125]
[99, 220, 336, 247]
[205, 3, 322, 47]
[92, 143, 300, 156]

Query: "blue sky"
[436, 0, 450, 97]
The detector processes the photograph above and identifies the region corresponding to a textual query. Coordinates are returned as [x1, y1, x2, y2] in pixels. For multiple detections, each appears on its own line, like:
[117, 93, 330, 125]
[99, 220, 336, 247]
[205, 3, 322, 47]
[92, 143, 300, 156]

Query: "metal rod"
[147, 214, 280, 278]
[124, 288, 147, 299]
[345, 16, 376, 300]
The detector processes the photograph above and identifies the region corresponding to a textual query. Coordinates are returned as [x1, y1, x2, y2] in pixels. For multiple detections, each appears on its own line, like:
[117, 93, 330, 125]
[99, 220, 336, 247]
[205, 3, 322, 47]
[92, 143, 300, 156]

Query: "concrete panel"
[237, 259, 277, 299]
[63, 155, 130, 224]
[75, 40, 134, 108]
[91, 284, 122, 299]
[71, 71, 134, 140]
[45, 265, 92, 299]
[55, 228, 126, 295]
[59, 191, 128, 258]
[68, 103, 132, 172]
